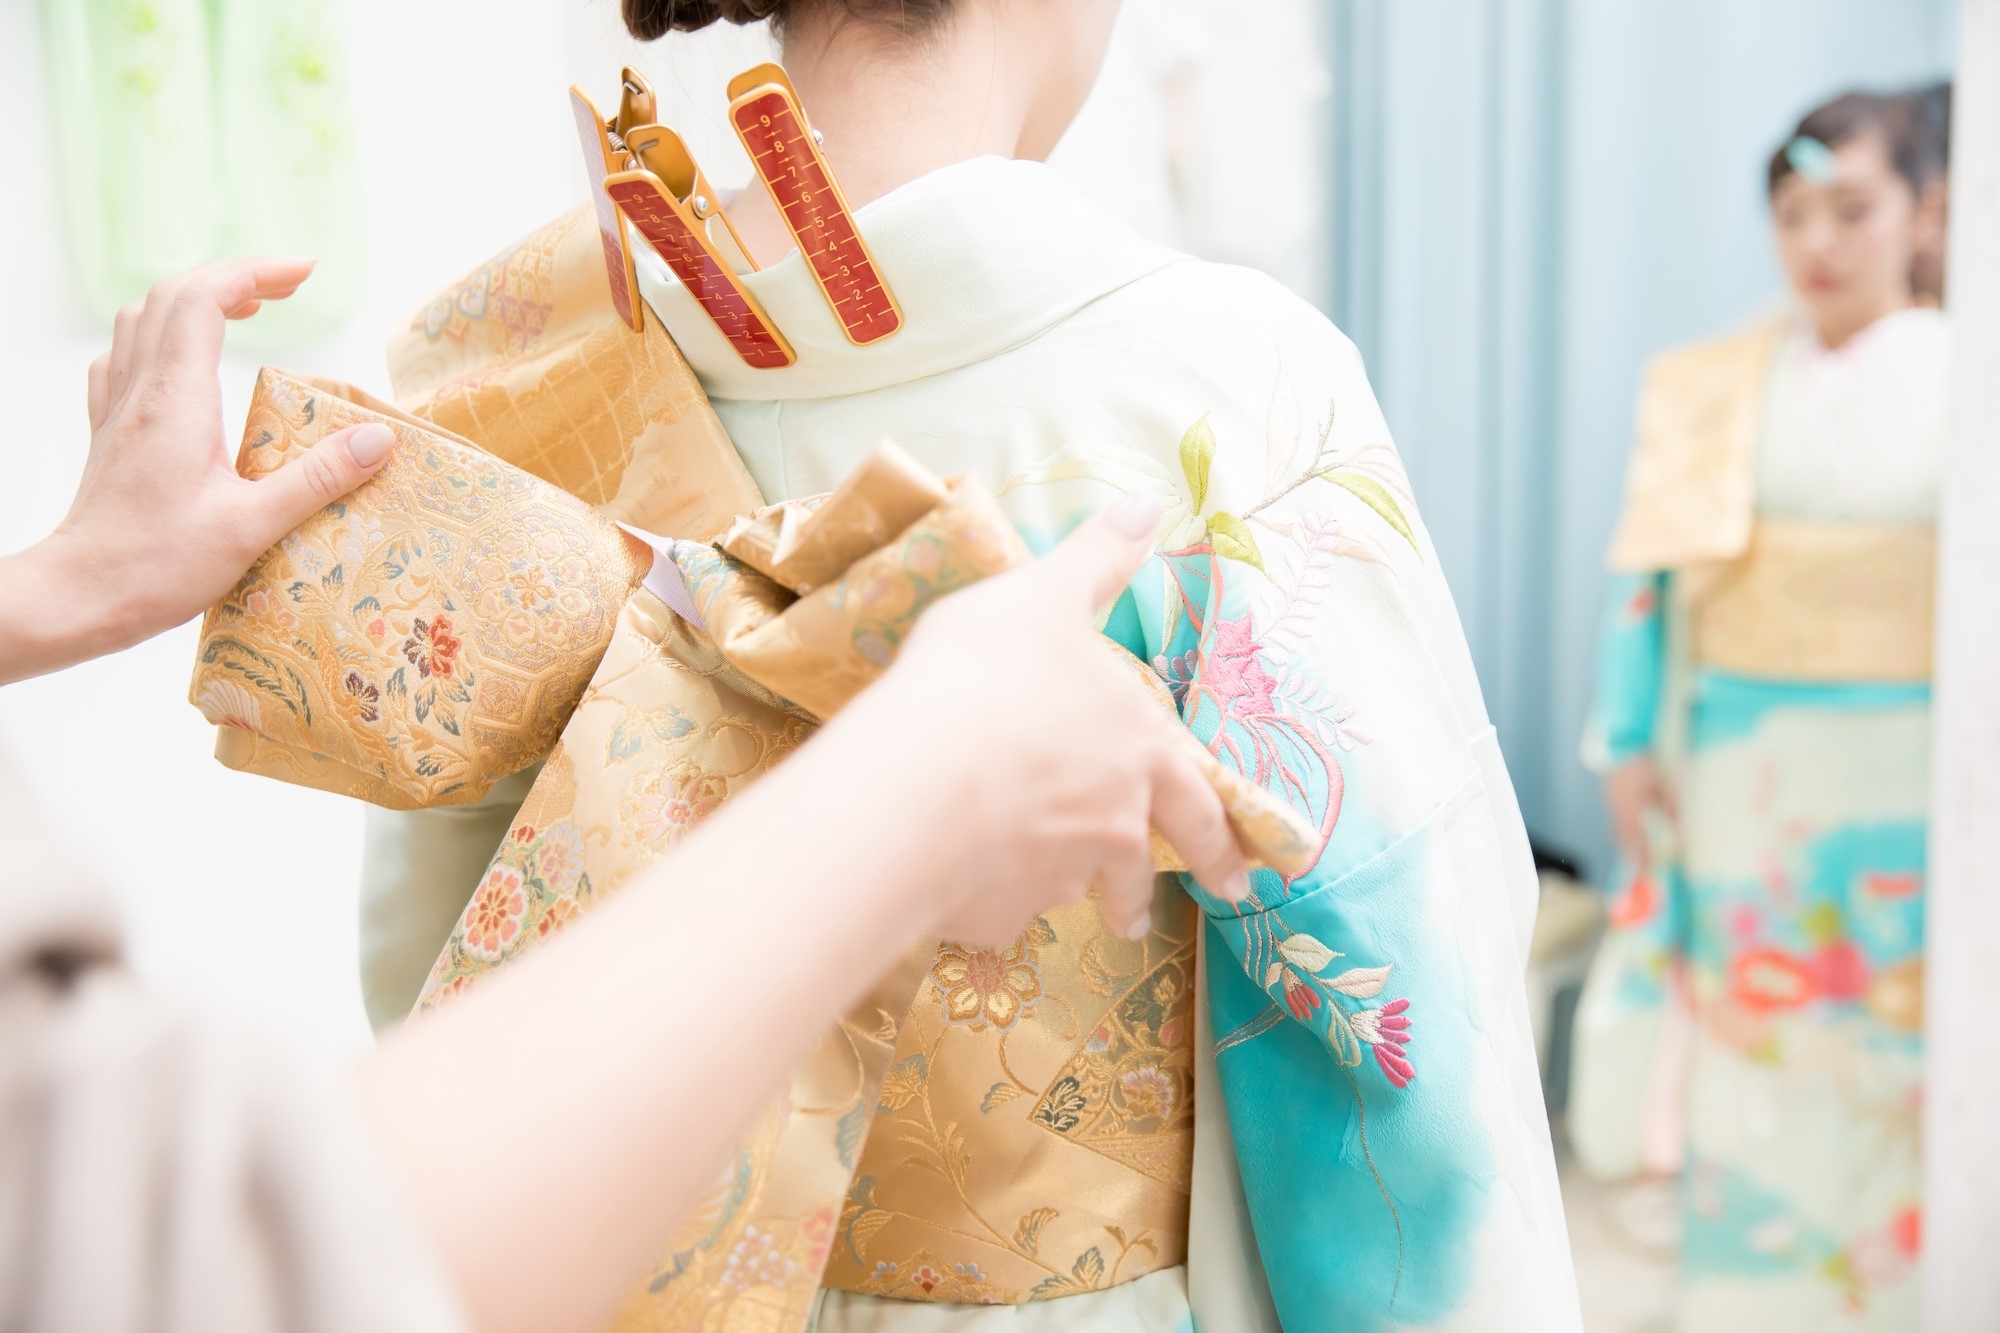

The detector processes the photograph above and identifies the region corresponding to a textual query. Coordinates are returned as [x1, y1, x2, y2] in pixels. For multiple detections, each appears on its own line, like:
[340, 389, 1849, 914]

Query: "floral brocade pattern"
[386, 205, 763, 541]
[825, 903, 1198, 1304]
[189, 369, 645, 809]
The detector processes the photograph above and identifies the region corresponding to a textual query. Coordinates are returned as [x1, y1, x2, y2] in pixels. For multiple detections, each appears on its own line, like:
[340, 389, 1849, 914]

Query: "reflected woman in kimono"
[359, 0, 1579, 1328]
[1580, 90, 1949, 1331]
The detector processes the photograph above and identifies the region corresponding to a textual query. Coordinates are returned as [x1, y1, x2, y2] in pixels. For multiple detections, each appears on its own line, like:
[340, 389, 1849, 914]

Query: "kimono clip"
[727, 62, 903, 347]
[606, 124, 796, 369]
[569, 67, 659, 332]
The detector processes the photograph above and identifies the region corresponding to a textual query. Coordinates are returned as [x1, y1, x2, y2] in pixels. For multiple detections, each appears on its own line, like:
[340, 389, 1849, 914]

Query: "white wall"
[0, 0, 1327, 1050]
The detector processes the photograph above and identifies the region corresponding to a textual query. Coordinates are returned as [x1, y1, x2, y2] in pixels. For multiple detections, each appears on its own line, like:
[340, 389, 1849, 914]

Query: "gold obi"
[821, 895, 1198, 1304]
[386, 204, 760, 539]
[400, 446, 1308, 1330]
[189, 369, 651, 809]
[1689, 518, 1935, 683]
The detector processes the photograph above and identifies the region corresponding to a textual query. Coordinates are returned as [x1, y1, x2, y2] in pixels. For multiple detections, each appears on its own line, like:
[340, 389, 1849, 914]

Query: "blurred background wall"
[0, 0, 1958, 1034]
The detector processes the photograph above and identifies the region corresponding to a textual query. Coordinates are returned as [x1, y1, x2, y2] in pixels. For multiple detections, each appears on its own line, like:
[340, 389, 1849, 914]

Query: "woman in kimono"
[1583, 90, 1949, 1330]
[365, 0, 1579, 1328]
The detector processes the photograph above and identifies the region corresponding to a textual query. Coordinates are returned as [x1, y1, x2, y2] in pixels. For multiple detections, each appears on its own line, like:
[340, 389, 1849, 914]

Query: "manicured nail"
[1122, 914, 1151, 941]
[347, 423, 396, 468]
[1106, 491, 1164, 539]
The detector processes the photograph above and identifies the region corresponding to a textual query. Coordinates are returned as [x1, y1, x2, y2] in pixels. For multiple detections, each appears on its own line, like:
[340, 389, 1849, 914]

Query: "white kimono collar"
[635, 155, 1187, 402]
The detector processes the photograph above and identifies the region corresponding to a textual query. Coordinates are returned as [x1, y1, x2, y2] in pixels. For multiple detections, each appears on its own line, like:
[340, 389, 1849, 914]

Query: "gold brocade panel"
[386, 205, 763, 542]
[1690, 518, 1935, 683]
[1607, 324, 1779, 573]
[188, 369, 648, 809]
[419, 588, 926, 1333]
[406, 452, 1286, 1329]
[822, 895, 1198, 1304]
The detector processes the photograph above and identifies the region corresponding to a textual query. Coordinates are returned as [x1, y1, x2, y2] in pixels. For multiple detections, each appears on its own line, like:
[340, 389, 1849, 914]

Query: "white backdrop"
[0, 0, 1326, 1050]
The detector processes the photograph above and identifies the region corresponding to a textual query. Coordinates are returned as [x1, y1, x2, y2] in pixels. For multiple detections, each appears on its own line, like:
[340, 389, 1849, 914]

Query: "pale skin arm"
[1603, 755, 1676, 869]
[8, 262, 1249, 1333]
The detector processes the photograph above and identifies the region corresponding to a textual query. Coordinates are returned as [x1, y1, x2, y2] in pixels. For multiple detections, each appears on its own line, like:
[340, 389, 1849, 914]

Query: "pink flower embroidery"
[1281, 969, 1321, 1021]
[462, 867, 526, 960]
[1352, 997, 1416, 1088]
[1204, 615, 1280, 717]
[403, 614, 462, 679]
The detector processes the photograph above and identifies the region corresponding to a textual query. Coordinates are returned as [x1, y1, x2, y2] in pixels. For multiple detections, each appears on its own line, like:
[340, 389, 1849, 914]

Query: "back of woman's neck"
[725, 16, 1034, 266]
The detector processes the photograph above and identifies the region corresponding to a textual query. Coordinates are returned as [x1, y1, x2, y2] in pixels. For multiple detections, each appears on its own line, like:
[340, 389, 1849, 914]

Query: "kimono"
[332, 155, 1578, 1330]
[1576, 308, 1947, 1330]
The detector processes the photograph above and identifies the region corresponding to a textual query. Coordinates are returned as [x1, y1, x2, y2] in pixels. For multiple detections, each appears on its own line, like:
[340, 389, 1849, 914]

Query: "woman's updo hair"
[1766, 90, 1929, 198]
[622, 0, 954, 40]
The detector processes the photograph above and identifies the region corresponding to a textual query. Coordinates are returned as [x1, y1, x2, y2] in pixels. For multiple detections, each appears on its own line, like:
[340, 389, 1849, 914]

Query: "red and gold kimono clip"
[727, 62, 903, 346]
[605, 124, 796, 369]
[569, 67, 658, 332]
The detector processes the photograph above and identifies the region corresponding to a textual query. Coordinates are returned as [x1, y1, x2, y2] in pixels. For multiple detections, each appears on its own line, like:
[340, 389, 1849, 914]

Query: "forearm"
[0, 536, 141, 684]
[355, 689, 966, 1333]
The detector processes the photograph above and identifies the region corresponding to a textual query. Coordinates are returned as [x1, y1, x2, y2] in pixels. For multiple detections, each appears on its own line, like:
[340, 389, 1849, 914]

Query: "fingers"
[1149, 740, 1249, 904]
[1024, 492, 1164, 615]
[233, 422, 395, 552]
[87, 355, 110, 431]
[132, 256, 317, 378]
[1092, 831, 1159, 942]
[104, 300, 143, 414]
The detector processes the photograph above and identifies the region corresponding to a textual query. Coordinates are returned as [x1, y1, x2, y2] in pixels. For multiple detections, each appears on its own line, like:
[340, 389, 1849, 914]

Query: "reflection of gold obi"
[821, 895, 1197, 1303]
[1608, 323, 1780, 573]
[1690, 519, 1935, 682]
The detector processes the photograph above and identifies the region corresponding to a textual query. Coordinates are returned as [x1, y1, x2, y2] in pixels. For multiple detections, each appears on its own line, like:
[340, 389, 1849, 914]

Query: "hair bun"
[622, 0, 787, 40]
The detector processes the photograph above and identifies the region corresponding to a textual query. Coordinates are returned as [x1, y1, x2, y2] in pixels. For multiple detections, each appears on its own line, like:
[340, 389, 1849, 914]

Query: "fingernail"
[1220, 871, 1250, 902]
[1106, 491, 1164, 539]
[1122, 915, 1151, 941]
[347, 424, 396, 468]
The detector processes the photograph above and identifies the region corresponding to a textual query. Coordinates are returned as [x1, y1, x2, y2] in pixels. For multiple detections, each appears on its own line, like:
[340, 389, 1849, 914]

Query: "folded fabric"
[188, 368, 648, 809]
[386, 205, 763, 540]
[407, 443, 1328, 1327]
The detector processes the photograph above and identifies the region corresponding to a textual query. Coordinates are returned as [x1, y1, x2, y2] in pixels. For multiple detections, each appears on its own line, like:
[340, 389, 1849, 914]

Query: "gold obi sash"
[405, 444, 1314, 1327]
[193, 206, 1321, 1330]
[1607, 322, 1781, 573]
[1689, 519, 1935, 682]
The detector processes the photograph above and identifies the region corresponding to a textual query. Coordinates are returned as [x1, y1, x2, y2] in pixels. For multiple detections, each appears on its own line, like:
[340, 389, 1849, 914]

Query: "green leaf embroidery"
[1014, 1206, 1059, 1256]
[835, 1099, 869, 1170]
[1206, 511, 1265, 571]
[1328, 1009, 1363, 1067]
[980, 1081, 1024, 1114]
[1178, 413, 1216, 512]
[1323, 469, 1418, 552]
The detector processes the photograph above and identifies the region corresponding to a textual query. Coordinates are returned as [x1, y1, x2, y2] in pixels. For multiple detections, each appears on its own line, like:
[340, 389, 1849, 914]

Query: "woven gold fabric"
[1690, 518, 1935, 682]
[1607, 323, 1781, 573]
[387, 205, 762, 542]
[822, 893, 1199, 1304]
[409, 446, 1314, 1327]
[418, 586, 922, 1331]
[188, 369, 646, 809]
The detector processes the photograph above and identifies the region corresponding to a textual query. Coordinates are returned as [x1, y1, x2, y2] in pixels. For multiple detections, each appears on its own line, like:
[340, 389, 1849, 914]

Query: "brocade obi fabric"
[189, 369, 648, 809]
[387, 205, 763, 539]
[409, 446, 1270, 1328]
[821, 895, 1199, 1303]
[1690, 518, 1935, 683]
[1608, 323, 1782, 573]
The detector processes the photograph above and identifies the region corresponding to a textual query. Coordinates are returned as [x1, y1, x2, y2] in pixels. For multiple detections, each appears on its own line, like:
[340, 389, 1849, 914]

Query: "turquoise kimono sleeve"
[1109, 537, 1567, 1329]
[1586, 572, 1667, 768]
